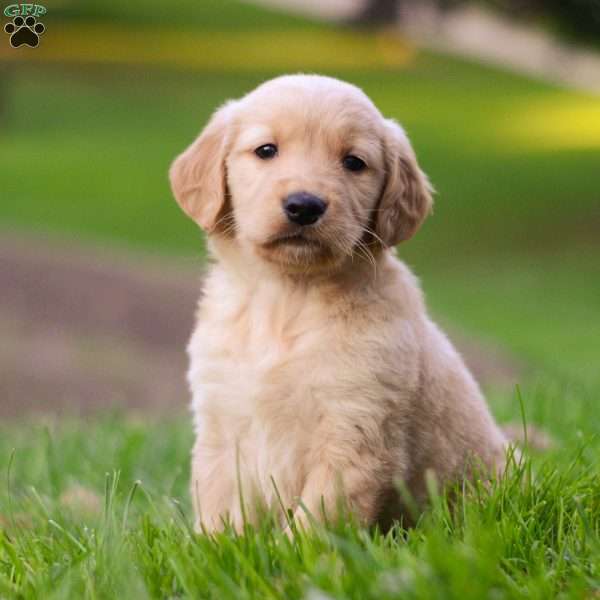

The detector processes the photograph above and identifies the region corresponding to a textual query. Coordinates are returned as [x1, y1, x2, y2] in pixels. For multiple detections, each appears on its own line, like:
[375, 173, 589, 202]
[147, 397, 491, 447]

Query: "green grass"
[423, 247, 600, 384]
[1, 387, 599, 598]
[46, 0, 325, 30]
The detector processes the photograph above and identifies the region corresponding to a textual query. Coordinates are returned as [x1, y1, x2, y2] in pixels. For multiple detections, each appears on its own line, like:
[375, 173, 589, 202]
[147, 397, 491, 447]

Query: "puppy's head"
[170, 75, 433, 274]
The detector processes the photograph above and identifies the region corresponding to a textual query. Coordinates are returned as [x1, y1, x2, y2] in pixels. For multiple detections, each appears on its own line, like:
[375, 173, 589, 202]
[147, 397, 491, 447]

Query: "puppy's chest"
[188, 300, 334, 495]
[188, 302, 329, 420]
[188, 278, 419, 504]
[188, 288, 416, 423]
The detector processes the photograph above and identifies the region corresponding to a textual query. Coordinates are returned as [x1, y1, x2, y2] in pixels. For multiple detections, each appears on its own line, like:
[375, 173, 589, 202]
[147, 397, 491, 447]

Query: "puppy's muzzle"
[283, 192, 328, 226]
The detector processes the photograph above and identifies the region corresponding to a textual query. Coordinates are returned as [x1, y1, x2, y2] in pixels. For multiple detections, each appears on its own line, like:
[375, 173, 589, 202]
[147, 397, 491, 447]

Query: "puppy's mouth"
[263, 231, 322, 249]
[257, 229, 338, 269]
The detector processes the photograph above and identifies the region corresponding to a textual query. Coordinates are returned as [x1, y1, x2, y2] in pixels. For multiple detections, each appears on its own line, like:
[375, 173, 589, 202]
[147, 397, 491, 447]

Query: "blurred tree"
[478, 0, 600, 44]
[355, 0, 600, 44]
[532, 0, 600, 43]
[354, 0, 398, 24]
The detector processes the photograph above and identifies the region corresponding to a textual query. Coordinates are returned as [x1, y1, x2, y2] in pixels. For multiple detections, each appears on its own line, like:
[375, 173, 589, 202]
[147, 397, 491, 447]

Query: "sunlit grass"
[498, 96, 600, 150]
[0, 25, 416, 71]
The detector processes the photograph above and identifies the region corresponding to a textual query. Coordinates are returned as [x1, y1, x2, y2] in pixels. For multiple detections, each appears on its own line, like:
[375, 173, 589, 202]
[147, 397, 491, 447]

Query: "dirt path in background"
[0, 232, 523, 418]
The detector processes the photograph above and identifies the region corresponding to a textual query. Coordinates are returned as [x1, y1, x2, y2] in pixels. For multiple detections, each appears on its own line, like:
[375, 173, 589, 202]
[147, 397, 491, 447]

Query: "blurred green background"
[1, 2, 600, 596]
[1, 0, 599, 405]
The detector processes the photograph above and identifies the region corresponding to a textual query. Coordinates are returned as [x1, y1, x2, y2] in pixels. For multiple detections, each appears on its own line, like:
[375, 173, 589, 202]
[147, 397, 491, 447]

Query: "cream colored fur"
[169, 74, 508, 532]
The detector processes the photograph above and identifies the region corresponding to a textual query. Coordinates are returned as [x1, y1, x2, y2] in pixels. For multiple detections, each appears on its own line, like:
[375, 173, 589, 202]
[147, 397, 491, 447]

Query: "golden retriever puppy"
[170, 74, 508, 533]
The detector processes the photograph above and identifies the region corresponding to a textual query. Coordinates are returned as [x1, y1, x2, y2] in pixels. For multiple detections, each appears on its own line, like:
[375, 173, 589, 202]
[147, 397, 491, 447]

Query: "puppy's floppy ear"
[169, 101, 237, 232]
[375, 119, 434, 246]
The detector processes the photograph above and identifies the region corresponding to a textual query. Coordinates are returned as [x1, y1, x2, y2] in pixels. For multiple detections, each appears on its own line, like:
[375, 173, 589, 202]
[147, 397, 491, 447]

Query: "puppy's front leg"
[191, 439, 246, 534]
[292, 458, 382, 531]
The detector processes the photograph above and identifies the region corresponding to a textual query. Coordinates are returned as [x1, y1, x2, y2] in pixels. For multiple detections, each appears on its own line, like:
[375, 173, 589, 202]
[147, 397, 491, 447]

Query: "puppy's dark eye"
[255, 144, 278, 160]
[342, 155, 367, 172]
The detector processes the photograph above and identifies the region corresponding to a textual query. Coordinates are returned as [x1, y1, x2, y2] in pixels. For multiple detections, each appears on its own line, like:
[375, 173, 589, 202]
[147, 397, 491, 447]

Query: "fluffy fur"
[169, 74, 508, 532]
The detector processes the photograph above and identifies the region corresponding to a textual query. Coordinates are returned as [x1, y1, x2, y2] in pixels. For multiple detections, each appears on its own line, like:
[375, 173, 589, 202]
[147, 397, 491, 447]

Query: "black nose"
[283, 192, 327, 226]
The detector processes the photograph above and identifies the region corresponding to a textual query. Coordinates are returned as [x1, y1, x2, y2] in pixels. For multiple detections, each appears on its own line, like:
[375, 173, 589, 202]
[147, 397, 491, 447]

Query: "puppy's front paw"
[194, 507, 246, 536]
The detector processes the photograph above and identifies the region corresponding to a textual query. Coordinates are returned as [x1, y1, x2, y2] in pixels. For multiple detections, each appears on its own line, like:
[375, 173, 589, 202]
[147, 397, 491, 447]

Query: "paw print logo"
[4, 15, 45, 48]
